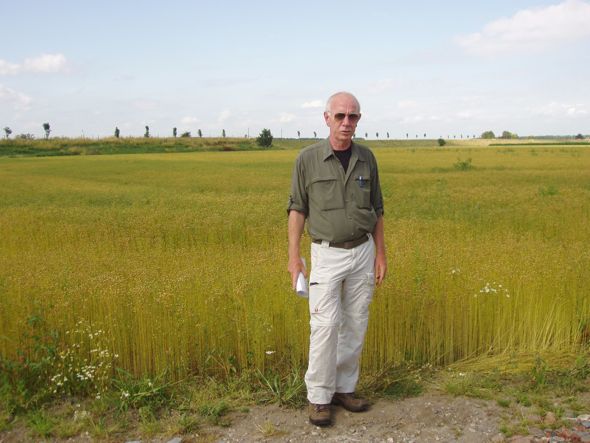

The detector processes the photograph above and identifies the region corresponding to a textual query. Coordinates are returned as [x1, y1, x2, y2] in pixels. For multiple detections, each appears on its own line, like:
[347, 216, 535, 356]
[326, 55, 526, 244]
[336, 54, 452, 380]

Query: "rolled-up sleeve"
[370, 156, 384, 217]
[287, 155, 308, 216]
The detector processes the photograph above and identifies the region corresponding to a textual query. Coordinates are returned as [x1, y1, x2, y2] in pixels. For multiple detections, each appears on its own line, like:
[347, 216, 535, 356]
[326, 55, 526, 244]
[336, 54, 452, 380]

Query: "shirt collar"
[321, 138, 366, 162]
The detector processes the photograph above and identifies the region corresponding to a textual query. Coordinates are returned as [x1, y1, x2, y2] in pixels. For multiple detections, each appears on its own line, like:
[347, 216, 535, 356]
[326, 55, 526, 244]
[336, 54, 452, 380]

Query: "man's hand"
[375, 253, 387, 286]
[288, 257, 307, 289]
[288, 210, 306, 289]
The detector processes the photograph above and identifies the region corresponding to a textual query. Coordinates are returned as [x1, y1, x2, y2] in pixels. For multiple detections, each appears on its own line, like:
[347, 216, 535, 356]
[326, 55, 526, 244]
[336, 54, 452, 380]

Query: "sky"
[1, 0, 589, 139]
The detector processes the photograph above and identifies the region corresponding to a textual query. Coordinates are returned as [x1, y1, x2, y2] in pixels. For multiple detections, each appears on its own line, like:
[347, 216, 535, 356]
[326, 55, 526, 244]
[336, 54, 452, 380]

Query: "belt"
[312, 234, 369, 249]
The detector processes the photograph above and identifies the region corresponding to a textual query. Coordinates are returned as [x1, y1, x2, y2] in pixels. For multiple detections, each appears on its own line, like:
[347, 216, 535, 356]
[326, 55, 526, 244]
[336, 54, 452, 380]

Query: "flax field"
[1, 144, 589, 382]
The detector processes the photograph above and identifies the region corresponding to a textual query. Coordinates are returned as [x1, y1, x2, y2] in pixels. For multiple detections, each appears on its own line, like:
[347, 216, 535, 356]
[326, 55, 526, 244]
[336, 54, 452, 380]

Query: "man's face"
[324, 94, 361, 145]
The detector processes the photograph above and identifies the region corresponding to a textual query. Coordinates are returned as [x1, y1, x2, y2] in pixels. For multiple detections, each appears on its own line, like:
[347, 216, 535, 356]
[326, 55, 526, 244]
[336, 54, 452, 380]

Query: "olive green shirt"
[288, 139, 384, 243]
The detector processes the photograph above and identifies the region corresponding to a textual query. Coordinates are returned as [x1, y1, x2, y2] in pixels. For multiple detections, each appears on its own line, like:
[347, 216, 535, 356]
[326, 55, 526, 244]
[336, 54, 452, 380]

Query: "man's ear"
[323, 112, 330, 127]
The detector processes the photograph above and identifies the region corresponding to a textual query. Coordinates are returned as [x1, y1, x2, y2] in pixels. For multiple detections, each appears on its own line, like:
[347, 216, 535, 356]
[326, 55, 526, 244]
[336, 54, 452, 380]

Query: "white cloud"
[133, 100, 158, 111]
[367, 79, 396, 94]
[456, 111, 473, 119]
[0, 60, 20, 75]
[399, 114, 441, 124]
[279, 112, 295, 123]
[301, 100, 323, 109]
[23, 54, 68, 73]
[181, 116, 200, 124]
[532, 102, 588, 117]
[397, 100, 418, 109]
[0, 84, 32, 110]
[456, 0, 590, 56]
[217, 109, 231, 123]
[0, 53, 68, 75]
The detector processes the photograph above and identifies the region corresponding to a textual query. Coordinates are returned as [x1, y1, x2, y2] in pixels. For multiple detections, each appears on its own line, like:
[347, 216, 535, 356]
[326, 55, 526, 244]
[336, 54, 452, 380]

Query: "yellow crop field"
[1, 145, 589, 383]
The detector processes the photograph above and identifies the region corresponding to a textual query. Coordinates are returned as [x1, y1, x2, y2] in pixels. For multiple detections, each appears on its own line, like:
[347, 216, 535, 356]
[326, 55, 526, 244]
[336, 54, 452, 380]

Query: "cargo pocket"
[309, 281, 339, 326]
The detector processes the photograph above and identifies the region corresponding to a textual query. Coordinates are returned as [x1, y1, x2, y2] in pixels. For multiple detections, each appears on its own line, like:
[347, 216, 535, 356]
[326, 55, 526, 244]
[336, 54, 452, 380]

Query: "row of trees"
[116, 126, 206, 139]
[3, 125, 586, 142]
[481, 130, 518, 139]
[3, 124, 51, 140]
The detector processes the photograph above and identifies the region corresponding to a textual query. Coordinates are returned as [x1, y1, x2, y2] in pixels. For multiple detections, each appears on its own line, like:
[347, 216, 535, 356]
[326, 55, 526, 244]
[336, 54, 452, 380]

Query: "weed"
[177, 413, 200, 434]
[453, 157, 472, 170]
[256, 368, 306, 407]
[531, 356, 548, 390]
[198, 400, 230, 426]
[538, 185, 559, 196]
[257, 420, 285, 438]
[27, 409, 56, 438]
[113, 369, 172, 411]
[138, 405, 163, 436]
[497, 398, 511, 408]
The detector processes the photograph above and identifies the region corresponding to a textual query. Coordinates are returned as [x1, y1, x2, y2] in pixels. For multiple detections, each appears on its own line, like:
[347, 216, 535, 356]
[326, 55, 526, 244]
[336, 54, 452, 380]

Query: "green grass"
[0, 142, 589, 440]
[1, 144, 589, 379]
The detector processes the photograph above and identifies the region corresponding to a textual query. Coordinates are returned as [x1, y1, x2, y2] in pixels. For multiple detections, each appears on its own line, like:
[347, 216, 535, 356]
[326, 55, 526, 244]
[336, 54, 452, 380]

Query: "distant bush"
[575, 133, 584, 140]
[454, 157, 473, 171]
[501, 131, 518, 139]
[257, 128, 273, 148]
[180, 131, 191, 138]
[481, 131, 495, 139]
[17, 133, 35, 140]
[437, 138, 446, 147]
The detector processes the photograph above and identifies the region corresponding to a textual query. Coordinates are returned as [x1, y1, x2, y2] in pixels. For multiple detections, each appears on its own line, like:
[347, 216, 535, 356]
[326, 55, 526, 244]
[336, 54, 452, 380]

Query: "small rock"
[387, 438, 394, 443]
[508, 436, 533, 443]
[544, 412, 557, 426]
[577, 414, 590, 422]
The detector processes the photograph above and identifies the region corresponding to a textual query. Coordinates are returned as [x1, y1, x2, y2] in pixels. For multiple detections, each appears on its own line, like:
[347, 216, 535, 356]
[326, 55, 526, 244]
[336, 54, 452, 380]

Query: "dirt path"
[212, 393, 504, 442]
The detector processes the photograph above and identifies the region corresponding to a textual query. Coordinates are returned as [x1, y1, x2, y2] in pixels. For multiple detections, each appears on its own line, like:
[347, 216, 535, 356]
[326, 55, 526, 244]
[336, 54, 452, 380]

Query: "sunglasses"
[332, 112, 360, 122]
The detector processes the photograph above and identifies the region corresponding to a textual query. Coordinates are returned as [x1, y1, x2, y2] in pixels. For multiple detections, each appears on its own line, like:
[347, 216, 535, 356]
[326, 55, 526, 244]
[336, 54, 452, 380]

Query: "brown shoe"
[331, 392, 369, 412]
[308, 402, 331, 426]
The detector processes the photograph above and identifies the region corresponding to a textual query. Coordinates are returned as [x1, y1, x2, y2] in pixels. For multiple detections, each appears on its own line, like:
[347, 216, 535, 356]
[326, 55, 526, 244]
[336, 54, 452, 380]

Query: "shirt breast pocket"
[353, 174, 372, 209]
[310, 176, 343, 210]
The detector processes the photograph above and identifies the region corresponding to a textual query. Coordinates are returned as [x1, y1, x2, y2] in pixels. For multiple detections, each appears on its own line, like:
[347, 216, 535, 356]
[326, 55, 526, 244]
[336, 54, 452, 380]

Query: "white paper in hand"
[295, 258, 308, 298]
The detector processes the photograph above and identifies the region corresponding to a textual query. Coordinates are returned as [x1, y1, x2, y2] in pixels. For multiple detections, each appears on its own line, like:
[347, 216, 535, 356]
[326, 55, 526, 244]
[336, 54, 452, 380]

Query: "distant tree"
[144, 125, 150, 138]
[180, 131, 191, 138]
[424, 133, 427, 138]
[17, 133, 35, 140]
[256, 128, 273, 147]
[376, 132, 379, 138]
[114, 127, 120, 138]
[386, 132, 389, 139]
[42, 122, 51, 140]
[481, 130, 495, 139]
[3, 127, 12, 139]
[437, 138, 446, 147]
[297, 130, 300, 139]
[198, 129, 202, 138]
[500, 130, 518, 139]
[222, 129, 226, 138]
[460, 134, 463, 139]
[406, 133, 408, 139]
[313, 131, 317, 138]
[173, 127, 177, 138]
[365, 132, 368, 138]
[415, 134, 418, 138]
[575, 133, 584, 139]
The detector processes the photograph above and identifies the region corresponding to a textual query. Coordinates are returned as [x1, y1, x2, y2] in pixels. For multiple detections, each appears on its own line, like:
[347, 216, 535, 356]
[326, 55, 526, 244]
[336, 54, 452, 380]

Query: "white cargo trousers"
[305, 234, 375, 405]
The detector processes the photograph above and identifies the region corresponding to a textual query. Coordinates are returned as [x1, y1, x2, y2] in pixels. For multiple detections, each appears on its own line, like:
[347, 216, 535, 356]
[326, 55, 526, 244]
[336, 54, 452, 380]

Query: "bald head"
[325, 92, 361, 114]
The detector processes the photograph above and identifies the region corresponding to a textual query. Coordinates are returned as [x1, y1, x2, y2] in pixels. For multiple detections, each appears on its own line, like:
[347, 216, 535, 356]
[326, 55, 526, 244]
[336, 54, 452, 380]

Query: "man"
[287, 91, 387, 426]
